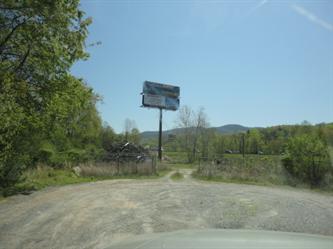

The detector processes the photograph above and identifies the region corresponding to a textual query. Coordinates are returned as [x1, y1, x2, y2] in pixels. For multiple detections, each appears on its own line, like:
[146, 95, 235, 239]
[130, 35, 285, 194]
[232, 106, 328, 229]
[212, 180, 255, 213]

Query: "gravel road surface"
[0, 169, 332, 249]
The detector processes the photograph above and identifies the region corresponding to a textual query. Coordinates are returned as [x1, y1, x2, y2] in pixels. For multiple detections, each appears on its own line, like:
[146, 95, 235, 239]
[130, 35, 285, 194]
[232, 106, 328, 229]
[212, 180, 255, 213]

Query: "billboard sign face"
[142, 94, 165, 108]
[142, 94, 179, 110]
[165, 96, 179, 110]
[143, 81, 180, 98]
[142, 81, 180, 111]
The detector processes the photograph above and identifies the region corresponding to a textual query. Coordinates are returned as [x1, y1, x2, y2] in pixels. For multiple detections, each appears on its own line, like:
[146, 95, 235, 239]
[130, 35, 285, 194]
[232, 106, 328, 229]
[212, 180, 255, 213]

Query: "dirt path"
[0, 169, 333, 249]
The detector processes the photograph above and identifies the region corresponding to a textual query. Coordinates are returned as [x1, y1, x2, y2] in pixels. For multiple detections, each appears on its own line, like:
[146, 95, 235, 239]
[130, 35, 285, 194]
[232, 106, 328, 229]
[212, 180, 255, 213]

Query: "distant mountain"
[140, 124, 254, 140]
[140, 127, 184, 140]
[214, 124, 251, 134]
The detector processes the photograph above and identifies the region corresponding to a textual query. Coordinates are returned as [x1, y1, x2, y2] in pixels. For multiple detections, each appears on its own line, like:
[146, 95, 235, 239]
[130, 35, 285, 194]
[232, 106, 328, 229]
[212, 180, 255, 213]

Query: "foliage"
[196, 154, 286, 186]
[129, 128, 141, 144]
[165, 124, 333, 189]
[101, 124, 117, 151]
[282, 134, 332, 187]
[20, 166, 93, 190]
[123, 118, 137, 141]
[161, 122, 333, 159]
[1, 164, 173, 197]
[0, 0, 101, 189]
[78, 160, 155, 177]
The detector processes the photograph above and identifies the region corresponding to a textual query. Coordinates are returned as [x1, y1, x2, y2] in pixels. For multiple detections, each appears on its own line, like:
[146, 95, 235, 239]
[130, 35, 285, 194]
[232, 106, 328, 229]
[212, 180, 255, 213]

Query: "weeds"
[1, 162, 172, 197]
[171, 171, 184, 180]
[78, 161, 155, 177]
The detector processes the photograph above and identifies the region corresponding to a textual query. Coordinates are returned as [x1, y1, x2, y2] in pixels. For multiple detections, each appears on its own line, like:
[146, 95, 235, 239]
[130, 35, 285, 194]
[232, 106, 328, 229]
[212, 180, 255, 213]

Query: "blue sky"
[72, 0, 333, 133]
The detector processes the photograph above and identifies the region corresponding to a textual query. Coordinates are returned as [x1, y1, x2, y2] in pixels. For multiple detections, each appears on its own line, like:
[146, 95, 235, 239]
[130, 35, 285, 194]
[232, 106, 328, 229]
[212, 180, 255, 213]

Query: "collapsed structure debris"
[103, 142, 151, 163]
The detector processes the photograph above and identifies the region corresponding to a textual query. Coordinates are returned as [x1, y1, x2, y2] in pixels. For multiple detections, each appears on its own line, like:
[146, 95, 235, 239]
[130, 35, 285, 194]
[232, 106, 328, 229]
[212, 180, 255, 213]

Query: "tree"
[129, 128, 140, 144]
[246, 129, 263, 154]
[123, 119, 137, 141]
[192, 107, 209, 160]
[101, 124, 116, 152]
[199, 127, 214, 159]
[0, 0, 94, 188]
[176, 106, 209, 162]
[43, 77, 103, 164]
[282, 134, 331, 187]
[212, 134, 225, 156]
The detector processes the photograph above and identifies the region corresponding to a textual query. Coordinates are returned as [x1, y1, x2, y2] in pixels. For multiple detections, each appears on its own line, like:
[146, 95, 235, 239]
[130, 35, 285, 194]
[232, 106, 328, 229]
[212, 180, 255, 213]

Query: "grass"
[78, 161, 156, 178]
[192, 173, 276, 187]
[194, 174, 333, 194]
[96, 151, 332, 193]
[13, 167, 96, 193]
[168, 163, 195, 169]
[192, 168, 333, 194]
[193, 154, 305, 188]
[2, 164, 173, 197]
[164, 151, 188, 163]
[170, 171, 184, 180]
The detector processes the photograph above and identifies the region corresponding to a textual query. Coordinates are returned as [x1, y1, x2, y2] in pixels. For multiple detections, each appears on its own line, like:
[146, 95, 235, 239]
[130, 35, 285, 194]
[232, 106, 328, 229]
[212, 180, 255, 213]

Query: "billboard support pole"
[142, 81, 180, 162]
[158, 108, 163, 161]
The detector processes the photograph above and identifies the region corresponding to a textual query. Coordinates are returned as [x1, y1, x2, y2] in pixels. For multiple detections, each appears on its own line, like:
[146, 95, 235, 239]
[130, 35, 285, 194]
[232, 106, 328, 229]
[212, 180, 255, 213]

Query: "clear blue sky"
[71, 0, 333, 133]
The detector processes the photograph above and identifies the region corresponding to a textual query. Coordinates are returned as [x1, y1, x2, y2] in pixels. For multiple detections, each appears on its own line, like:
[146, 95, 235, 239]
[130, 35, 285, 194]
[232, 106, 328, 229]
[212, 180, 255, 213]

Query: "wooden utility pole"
[158, 108, 163, 161]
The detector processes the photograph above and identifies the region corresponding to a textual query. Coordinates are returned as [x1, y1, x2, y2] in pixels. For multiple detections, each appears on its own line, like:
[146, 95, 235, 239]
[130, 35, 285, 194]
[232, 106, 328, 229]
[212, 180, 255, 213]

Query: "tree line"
[159, 105, 332, 187]
[0, 1, 137, 190]
[162, 106, 333, 160]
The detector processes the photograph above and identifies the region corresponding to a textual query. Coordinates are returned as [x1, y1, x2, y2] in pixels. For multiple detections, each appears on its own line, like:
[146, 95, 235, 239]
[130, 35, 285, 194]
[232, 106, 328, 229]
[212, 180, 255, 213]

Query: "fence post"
[198, 157, 201, 173]
[117, 156, 120, 175]
[152, 156, 156, 175]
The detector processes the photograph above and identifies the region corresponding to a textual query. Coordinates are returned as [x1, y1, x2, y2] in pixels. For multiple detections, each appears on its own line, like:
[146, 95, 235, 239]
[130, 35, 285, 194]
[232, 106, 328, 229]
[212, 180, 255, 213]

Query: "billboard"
[142, 94, 179, 110]
[142, 94, 165, 108]
[143, 81, 180, 98]
[142, 81, 180, 111]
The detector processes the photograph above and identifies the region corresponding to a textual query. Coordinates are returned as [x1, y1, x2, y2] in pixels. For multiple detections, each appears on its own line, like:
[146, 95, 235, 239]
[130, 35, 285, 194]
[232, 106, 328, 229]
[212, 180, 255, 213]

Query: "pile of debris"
[103, 142, 150, 163]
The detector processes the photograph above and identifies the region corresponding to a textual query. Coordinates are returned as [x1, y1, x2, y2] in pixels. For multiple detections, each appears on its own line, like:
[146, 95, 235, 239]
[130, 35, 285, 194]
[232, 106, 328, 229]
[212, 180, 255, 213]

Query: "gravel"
[0, 169, 332, 249]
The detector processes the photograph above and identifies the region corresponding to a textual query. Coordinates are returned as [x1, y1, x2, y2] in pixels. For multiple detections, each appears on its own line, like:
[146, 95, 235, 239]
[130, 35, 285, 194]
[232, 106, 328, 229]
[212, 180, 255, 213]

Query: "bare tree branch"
[0, 19, 26, 53]
[15, 46, 30, 72]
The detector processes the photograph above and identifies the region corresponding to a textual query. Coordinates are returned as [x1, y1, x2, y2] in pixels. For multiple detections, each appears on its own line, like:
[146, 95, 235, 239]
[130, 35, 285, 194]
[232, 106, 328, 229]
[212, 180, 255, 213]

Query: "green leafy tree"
[246, 129, 264, 154]
[41, 76, 103, 165]
[212, 134, 225, 156]
[129, 128, 141, 144]
[282, 135, 331, 187]
[0, 0, 94, 188]
[101, 124, 117, 152]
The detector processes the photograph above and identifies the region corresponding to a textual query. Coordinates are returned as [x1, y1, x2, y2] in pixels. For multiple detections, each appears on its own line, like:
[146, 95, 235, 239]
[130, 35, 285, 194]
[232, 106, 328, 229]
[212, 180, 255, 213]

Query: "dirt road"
[0, 169, 332, 249]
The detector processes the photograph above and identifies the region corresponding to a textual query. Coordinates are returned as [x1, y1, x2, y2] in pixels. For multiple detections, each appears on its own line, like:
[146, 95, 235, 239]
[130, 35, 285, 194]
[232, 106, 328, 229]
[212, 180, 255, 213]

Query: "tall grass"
[195, 155, 291, 186]
[3, 165, 94, 196]
[1, 158, 165, 197]
[164, 151, 189, 163]
[78, 160, 155, 177]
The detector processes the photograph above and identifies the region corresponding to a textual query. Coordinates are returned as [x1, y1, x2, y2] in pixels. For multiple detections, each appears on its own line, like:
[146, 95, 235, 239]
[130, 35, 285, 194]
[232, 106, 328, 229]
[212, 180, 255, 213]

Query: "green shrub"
[171, 171, 184, 180]
[66, 149, 85, 164]
[196, 154, 285, 184]
[0, 156, 25, 190]
[282, 135, 331, 187]
[38, 142, 56, 164]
